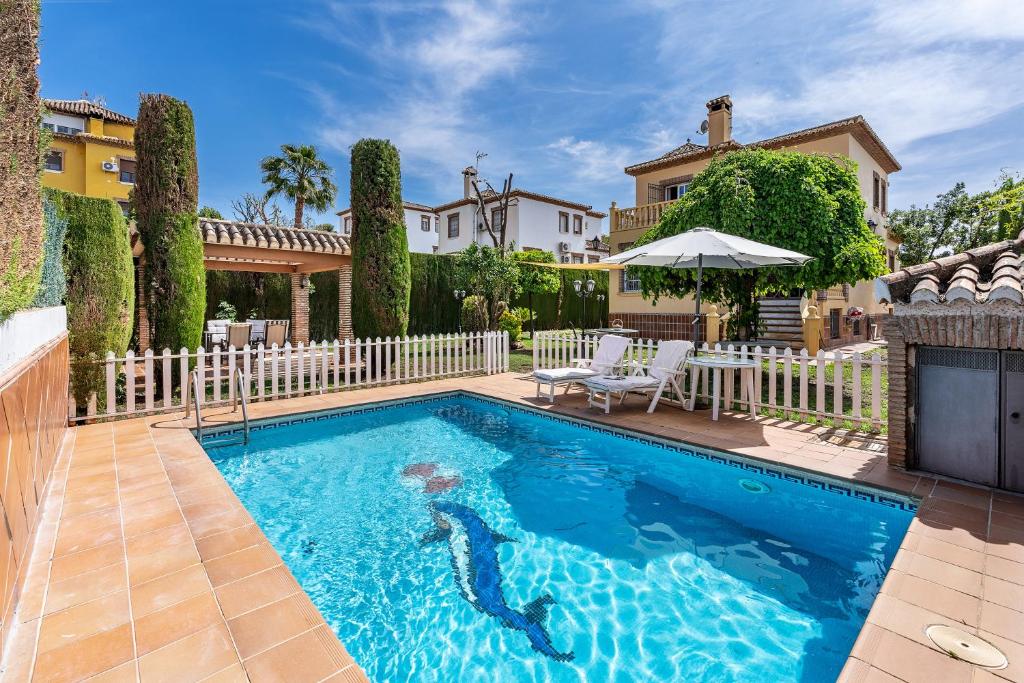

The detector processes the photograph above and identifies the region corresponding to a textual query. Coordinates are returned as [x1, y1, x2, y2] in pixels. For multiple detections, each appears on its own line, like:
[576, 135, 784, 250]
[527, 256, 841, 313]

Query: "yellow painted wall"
[610, 131, 897, 317]
[41, 116, 135, 203]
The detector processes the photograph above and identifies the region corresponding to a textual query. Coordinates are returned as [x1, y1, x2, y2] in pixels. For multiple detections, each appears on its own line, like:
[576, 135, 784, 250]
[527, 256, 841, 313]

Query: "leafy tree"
[633, 148, 885, 339]
[0, 1, 44, 320]
[350, 138, 410, 338]
[260, 144, 337, 228]
[509, 249, 559, 337]
[198, 206, 223, 219]
[62, 192, 134, 405]
[313, 222, 336, 232]
[456, 243, 522, 330]
[134, 93, 205, 352]
[890, 173, 1024, 266]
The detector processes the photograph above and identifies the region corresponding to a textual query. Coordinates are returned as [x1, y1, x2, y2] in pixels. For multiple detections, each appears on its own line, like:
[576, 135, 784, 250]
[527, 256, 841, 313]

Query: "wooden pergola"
[132, 218, 352, 349]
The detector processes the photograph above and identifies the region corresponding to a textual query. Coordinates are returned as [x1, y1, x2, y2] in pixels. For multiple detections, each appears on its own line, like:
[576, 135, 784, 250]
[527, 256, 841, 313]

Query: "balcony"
[609, 199, 676, 234]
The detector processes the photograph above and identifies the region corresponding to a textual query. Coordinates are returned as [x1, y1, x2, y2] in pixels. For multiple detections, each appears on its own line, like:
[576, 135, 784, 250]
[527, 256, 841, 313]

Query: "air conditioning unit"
[561, 255, 571, 263]
[559, 241, 571, 253]
[101, 160, 118, 173]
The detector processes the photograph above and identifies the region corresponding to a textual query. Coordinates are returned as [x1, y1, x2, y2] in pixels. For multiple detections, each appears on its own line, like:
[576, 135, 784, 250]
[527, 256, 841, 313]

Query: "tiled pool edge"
[200, 389, 918, 514]
[3, 375, 1020, 682]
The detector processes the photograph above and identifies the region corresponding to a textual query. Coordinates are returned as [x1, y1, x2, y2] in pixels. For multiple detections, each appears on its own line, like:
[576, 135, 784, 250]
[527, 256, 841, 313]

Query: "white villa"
[338, 167, 608, 261]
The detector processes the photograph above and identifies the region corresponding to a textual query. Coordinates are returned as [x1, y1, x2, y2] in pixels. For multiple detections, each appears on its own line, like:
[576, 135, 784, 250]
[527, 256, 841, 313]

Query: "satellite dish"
[698, 120, 709, 135]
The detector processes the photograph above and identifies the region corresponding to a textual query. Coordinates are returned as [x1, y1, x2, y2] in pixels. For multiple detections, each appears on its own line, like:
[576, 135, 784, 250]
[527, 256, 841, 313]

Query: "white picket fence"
[69, 331, 510, 422]
[533, 332, 886, 430]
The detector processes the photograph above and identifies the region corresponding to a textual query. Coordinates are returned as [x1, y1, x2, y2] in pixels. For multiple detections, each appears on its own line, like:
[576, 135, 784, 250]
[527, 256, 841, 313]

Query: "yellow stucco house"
[608, 95, 902, 349]
[40, 99, 136, 214]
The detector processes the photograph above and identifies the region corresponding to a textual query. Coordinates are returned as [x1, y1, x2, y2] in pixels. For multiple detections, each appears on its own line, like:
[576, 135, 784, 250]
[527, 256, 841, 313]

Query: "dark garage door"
[917, 347, 999, 486]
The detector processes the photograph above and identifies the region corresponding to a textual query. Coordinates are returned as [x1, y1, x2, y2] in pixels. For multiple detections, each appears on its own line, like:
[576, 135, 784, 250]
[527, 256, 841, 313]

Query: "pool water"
[205, 394, 914, 682]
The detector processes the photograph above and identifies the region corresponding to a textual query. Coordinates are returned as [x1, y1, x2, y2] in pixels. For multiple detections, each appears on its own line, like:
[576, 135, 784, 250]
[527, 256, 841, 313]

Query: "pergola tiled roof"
[198, 218, 350, 274]
[878, 229, 1024, 306]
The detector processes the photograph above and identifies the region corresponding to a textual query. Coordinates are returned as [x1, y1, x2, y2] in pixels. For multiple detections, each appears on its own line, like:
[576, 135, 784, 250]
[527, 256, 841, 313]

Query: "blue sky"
[40, 0, 1024, 228]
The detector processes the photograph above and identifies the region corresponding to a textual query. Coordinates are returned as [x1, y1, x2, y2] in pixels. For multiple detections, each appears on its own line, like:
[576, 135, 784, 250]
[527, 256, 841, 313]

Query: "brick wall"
[607, 312, 708, 341]
[290, 274, 309, 344]
[338, 264, 352, 341]
[885, 306, 1024, 470]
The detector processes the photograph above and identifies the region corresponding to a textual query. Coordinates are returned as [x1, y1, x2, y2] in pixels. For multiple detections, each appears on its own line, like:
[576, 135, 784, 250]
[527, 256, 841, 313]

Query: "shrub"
[409, 252, 461, 334]
[134, 93, 205, 352]
[0, 2, 44, 320]
[214, 300, 237, 322]
[460, 295, 489, 332]
[498, 309, 522, 347]
[350, 138, 411, 338]
[32, 188, 68, 307]
[63, 193, 134, 405]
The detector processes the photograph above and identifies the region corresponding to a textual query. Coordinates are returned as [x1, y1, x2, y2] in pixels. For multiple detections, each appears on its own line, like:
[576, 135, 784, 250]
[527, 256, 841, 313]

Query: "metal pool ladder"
[185, 367, 250, 445]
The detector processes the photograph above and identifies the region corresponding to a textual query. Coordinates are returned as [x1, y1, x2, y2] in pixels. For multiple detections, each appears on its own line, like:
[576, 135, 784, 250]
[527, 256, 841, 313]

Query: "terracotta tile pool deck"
[2, 372, 1023, 682]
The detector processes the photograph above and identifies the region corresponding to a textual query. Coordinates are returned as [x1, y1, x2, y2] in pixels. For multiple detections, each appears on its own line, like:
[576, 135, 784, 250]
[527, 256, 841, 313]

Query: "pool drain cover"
[739, 479, 770, 494]
[925, 625, 1007, 668]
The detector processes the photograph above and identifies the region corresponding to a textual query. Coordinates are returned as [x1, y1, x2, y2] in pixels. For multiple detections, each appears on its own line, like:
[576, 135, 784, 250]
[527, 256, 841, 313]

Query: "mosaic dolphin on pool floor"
[421, 500, 575, 662]
[402, 462, 464, 494]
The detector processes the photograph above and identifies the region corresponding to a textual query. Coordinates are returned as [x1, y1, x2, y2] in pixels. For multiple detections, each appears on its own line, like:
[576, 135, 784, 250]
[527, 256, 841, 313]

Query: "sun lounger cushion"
[533, 367, 599, 382]
[583, 375, 658, 392]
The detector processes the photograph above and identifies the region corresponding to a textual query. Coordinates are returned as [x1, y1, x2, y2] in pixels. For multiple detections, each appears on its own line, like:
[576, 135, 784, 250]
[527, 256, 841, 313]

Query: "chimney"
[705, 95, 733, 147]
[462, 166, 478, 198]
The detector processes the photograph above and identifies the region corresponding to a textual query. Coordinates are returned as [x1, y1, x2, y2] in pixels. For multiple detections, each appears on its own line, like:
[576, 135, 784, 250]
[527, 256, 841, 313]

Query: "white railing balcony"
[609, 200, 676, 233]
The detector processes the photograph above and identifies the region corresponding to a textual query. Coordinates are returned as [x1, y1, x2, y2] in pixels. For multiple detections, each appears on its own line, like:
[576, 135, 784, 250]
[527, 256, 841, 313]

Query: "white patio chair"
[206, 319, 230, 347]
[583, 340, 693, 414]
[532, 334, 630, 404]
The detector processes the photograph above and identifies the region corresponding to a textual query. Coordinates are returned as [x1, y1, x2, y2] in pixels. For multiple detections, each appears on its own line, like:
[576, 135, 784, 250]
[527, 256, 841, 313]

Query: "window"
[55, 124, 82, 135]
[588, 255, 600, 264]
[41, 122, 55, 132]
[343, 216, 352, 234]
[558, 212, 569, 233]
[491, 208, 503, 231]
[872, 172, 880, 210]
[572, 215, 583, 234]
[447, 213, 460, 238]
[618, 242, 641, 292]
[663, 182, 688, 201]
[888, 249, 896, 272]
[420, 215, 431, 232]
[434, 216, 439, 233]
[571, 253, 584, 264]
[117, 200, 131, 217]
[44, 149, 63, 172]
[118, 158, 136, 184]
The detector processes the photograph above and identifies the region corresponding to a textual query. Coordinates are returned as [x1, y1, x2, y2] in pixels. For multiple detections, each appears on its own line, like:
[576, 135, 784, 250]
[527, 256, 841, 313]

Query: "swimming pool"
[204, 392, 915, 682]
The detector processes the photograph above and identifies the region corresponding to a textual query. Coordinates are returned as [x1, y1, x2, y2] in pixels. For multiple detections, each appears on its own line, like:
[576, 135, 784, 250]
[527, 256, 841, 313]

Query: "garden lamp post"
[453, 289, 466, 333]
[573, 278, 596, 333]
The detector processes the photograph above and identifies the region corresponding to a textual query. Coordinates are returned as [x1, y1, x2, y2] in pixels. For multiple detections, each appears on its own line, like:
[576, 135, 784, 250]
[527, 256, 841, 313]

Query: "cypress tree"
[61, 192, 134, 405]
[134, 93, 205, 351]
[350, 139, 410, 338]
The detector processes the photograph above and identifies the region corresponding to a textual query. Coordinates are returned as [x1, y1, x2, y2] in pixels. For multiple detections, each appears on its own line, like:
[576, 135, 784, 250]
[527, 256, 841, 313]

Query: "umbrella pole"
[694, 254, 703, 346]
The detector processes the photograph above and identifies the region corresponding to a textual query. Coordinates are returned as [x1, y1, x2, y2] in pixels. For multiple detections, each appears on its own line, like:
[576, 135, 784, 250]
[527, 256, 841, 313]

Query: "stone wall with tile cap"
[0, 335, 69, 654]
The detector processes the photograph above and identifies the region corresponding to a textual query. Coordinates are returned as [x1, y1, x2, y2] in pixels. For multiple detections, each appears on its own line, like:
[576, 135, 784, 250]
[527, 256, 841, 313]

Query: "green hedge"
[62, 192, 134, 404]
[135, 93, 205, 352]
[32, 188, 68, 307]
[203, 254, 609, 339]
[350, 139, 411, 337]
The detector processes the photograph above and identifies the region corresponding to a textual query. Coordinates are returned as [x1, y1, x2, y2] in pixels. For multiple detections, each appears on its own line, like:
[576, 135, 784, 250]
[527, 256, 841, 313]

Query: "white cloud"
[546, 137, 634, 185]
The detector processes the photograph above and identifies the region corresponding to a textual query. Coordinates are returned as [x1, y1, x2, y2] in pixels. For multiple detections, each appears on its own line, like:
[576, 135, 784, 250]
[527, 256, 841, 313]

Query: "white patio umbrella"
[601, 227, 812, 341]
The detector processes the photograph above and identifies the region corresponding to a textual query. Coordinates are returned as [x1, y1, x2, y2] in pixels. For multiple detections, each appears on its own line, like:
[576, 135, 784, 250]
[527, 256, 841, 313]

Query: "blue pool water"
[205, 393, 914, 682]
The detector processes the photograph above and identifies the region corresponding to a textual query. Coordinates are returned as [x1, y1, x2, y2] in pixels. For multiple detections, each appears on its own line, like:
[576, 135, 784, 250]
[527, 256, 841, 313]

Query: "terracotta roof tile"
[198, 218, 349, 255]
[879, 229, 1024, 306]
[44, 99, 135, 125]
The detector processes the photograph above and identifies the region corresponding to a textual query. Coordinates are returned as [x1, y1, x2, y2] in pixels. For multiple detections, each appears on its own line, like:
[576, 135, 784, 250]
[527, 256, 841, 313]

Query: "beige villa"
[608, 95, 903, 348]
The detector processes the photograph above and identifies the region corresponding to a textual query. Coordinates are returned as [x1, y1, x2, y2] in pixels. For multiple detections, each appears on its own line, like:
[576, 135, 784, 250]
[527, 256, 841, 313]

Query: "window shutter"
[647, 183, 661, 205]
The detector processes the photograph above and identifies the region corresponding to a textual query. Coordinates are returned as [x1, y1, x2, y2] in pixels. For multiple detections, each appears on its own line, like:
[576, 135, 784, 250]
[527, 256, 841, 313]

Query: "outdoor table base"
[687, 356, 758, 420]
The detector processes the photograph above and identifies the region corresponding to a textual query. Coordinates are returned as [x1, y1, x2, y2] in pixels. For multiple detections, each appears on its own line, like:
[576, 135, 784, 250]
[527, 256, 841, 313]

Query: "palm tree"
[260, 144, 338, 228]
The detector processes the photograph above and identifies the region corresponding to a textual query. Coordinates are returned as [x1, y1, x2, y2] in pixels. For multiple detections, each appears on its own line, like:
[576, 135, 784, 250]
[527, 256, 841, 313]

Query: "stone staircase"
[753, 297, 805, 350]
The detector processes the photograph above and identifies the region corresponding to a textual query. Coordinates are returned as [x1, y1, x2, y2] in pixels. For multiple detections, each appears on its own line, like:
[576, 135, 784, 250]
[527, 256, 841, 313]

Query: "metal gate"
[1003, 351, 1024, 491]
[917, 347, 999, 486]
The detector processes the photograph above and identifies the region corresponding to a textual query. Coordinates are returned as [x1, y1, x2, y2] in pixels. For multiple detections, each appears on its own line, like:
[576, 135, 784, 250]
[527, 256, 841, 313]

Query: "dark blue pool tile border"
[198, 390, 918, 514]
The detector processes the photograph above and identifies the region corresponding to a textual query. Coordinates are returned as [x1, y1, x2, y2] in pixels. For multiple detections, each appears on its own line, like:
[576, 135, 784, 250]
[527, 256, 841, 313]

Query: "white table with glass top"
[687, 355, 759, 421]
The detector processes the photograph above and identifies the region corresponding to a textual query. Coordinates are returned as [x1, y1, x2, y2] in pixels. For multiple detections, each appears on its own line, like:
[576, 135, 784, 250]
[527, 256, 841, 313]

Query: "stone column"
[290, 273, 309, 344]
[802, 305, 822, 355]
[704, 305, 720, 345]
[338, 263, 353, 341]
[136, 257, 150, 351]
[884, 318, 908, 470]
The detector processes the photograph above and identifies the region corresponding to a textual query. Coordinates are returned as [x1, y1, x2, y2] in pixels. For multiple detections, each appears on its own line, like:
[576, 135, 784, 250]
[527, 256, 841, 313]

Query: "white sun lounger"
[532, 334, 630, 403]
[584, 340, 693, 414]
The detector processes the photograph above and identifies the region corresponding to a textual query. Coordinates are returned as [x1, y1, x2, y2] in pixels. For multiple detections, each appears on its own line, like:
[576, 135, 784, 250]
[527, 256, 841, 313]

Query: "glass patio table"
[686, 355, 759, 421]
